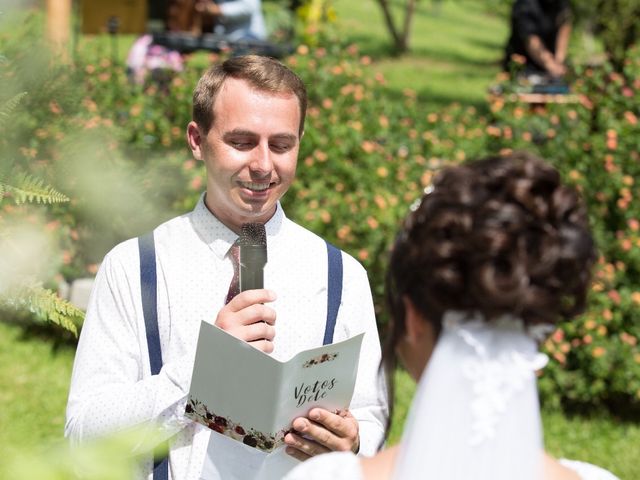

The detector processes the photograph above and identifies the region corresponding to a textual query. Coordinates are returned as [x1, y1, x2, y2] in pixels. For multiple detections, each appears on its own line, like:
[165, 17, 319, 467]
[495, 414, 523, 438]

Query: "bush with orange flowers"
[487, 46, 640, 414]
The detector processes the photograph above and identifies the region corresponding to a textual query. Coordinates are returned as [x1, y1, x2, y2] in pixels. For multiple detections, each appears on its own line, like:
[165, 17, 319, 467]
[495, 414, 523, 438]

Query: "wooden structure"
[496, 93, 580, 105]
[487, 92, 580, 113]
[80, 0, 148, 34]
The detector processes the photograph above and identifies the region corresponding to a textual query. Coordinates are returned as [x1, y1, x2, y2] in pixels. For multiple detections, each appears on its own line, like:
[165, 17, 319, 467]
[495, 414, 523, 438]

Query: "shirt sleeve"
[65, 242, 193, 446]
[217, 0, 259, 21]
[512, 0, 543, 40]
[556, 1, 572, 26]
[336, 254, 388, 456]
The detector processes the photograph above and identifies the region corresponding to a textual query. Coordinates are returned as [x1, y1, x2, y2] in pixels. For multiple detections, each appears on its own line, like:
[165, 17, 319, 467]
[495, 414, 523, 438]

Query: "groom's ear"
[187, 121, 204, 161]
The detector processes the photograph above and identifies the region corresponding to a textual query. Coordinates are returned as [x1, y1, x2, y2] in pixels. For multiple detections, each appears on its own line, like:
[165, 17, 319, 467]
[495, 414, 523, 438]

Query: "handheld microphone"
[238, 223, 267, 292]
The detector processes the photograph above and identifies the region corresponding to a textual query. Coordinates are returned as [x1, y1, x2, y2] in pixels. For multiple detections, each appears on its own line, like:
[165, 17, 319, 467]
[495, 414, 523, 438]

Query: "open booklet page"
[186, 321, 364, 452]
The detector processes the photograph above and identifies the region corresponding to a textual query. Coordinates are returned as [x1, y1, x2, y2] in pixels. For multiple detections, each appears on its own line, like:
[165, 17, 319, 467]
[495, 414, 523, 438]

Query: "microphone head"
[239, 223, 267, 247]
[238, 223, 267, 291]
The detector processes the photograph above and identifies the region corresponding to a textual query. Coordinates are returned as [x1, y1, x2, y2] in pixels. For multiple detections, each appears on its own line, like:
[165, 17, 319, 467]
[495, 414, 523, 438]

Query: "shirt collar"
[189, 193, 286, 259]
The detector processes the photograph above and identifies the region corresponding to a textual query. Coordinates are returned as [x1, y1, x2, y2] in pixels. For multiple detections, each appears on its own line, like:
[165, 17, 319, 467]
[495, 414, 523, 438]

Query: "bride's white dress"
[283, 312, 620, 480]
[283, 451, 620, 480]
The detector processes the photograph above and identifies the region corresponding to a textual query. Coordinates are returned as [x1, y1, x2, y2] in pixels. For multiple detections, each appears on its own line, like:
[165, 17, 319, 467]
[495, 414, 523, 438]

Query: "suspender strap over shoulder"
[323, 241, 343, 346]
[139, 232, 163, 376]
[138, 232, 169, 480]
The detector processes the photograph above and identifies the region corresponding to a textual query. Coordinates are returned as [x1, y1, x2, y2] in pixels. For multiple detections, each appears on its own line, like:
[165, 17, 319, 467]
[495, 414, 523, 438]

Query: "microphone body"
[239, 223, 267, 292]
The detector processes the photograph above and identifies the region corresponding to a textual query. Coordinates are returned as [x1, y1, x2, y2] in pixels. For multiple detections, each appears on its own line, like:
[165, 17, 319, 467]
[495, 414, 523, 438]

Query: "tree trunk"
[376, 0, 401, 48]
[399, 0, 417, 52]
[46, 0, 72, 60]
[374, 0, 417, 53]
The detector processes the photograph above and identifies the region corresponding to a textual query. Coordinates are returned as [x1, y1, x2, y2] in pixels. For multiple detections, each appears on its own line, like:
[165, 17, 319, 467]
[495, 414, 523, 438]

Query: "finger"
[216, 316, 275, 344]
[291, 417, 335, 450]
[244, 321, 276, 342]
[284, 446, 310, 462]
[307, 408, 357, 439]
[216, 303, 276, 332]
[284, 430, 331, 458]
[248, 339, 274, 354]
[300, 410, 359, 452]
[232, 303, 277, 327]
[293, 417, 338, 455]
[227, 289, 276, 312]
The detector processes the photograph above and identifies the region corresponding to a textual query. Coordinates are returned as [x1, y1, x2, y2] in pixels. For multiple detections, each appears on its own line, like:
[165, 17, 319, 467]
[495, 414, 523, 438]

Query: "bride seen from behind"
[284, 151, 619, 480]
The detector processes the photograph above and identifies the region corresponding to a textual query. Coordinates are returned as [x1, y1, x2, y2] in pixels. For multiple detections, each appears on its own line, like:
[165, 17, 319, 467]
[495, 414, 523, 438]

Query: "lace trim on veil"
[394, 310, 547, 480]
[445, 311, 550, 445]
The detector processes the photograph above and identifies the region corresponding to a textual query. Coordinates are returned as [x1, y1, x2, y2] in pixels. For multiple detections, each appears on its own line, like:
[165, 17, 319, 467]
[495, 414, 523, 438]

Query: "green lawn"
[0, 321, 75, 456]
[543, 410, 640, 478]
[333, 0, 508, 107]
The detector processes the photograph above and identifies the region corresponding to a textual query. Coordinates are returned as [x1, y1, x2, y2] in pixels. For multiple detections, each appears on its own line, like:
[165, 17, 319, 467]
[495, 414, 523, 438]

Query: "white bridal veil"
[393, 310, 550, 480]
[282, 311, 551, 480]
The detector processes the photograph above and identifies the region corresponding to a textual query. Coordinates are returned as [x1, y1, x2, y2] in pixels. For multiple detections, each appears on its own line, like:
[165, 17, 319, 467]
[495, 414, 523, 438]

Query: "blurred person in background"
[503, 0, 572, 81]
[193, 0, 267, 41]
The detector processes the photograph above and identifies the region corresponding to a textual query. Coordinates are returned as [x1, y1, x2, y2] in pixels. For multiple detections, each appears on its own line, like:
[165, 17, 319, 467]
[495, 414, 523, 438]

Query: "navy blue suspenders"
[139, 233, 163, 376]
[138, 232, 343, 479]
[324, 241, 343, 345]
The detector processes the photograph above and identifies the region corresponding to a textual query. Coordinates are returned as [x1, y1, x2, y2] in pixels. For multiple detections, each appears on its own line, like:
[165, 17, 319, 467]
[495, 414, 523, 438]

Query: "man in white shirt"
[65, 55, 387, 479]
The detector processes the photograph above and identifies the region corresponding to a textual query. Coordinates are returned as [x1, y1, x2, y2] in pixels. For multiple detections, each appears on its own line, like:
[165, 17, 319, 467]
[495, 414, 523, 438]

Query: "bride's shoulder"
[361, 444, 399, 480]
[283, 451, 362, 480]
[558, 459, 620, 480]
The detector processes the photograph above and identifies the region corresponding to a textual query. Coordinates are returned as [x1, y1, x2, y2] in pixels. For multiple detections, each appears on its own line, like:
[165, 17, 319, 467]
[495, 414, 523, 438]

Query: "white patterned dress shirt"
[65, 195, 387, 479]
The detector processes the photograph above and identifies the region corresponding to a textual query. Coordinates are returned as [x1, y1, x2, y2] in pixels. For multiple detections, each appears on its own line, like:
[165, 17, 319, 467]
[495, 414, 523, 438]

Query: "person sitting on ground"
[503, 0, 572, 80]
[283, 151, 620, 480]
[125, 34, 185, 87]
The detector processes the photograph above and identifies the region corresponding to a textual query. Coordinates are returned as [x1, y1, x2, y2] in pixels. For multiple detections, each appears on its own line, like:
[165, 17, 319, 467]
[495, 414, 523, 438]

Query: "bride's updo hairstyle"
[382, 151, 596, 431]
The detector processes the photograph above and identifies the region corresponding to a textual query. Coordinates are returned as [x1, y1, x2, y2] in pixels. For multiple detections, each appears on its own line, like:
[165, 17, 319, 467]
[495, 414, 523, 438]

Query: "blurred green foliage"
[572, 0, 640, 71]
[2, 426, 166, 480]
[0, 14, 84, 335]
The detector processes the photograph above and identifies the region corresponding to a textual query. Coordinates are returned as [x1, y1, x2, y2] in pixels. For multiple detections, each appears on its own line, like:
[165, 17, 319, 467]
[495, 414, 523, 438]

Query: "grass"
[0, 320, 75, 454]
[543, 411, 640, 478]
[332, 0, 508, 107]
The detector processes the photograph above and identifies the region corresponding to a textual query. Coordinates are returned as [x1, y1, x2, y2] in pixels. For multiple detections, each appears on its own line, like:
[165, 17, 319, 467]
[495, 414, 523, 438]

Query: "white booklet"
[185, 321, 364, 452]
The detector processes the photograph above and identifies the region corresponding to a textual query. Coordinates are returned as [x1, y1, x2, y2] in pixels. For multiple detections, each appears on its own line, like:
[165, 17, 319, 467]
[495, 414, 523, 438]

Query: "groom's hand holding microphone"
[215, 223, 276, 353]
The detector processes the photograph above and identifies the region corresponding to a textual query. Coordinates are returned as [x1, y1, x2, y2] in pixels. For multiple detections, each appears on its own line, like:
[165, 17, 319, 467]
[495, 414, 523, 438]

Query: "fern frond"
[0, 172, 69, 204]
[0, 285, 84, 336]
[0, 91, 27, 129]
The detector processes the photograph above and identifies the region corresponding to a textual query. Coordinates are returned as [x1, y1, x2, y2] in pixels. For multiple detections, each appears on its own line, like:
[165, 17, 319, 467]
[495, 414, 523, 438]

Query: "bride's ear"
[402, 296, 428, 345]
[401, 296, 437, 378]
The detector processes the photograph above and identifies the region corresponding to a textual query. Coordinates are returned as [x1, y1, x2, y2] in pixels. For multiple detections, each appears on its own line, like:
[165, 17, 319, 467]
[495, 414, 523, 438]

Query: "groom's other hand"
[284, 408, 360, 461]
